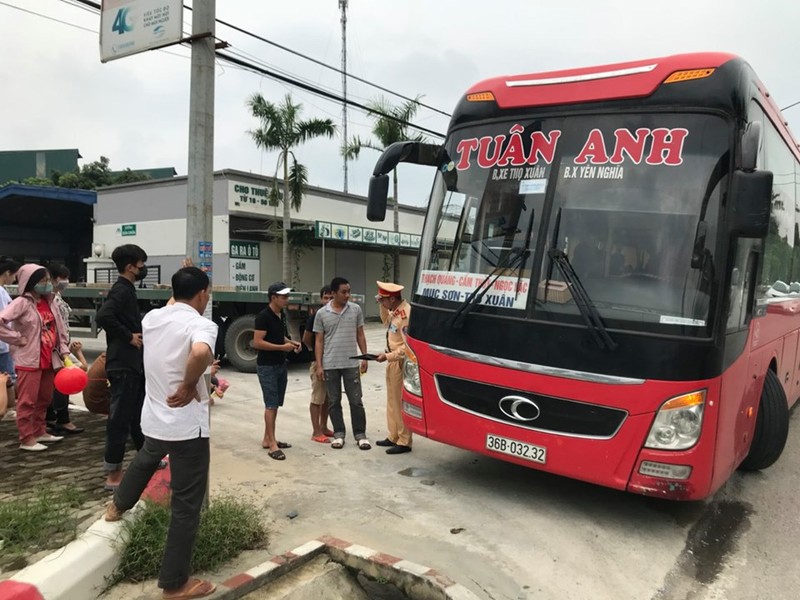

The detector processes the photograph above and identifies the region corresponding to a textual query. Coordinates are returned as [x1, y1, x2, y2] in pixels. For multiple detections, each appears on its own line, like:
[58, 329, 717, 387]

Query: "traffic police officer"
[375, 281, 413, 454]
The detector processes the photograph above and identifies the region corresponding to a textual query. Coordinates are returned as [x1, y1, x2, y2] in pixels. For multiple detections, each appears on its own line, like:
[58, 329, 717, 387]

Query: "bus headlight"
[645, 390, 705, 450]
[402, 349, 422, 397]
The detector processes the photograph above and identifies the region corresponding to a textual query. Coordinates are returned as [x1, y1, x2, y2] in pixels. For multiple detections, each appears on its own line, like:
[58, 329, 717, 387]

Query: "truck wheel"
[739, 369, 789, 471]
[224, 315, 258, 373]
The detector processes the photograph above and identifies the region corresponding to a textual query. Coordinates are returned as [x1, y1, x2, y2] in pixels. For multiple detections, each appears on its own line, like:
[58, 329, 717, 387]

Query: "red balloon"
[55, 367, 89, 395]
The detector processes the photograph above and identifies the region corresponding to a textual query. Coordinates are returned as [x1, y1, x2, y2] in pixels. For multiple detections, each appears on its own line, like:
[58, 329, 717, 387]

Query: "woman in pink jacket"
[0, 264, 71, 451]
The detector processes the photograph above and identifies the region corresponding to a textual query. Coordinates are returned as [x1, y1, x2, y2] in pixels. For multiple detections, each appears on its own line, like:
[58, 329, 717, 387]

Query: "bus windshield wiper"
[449, 246, 527, 329]
[548, 248, 618, 351]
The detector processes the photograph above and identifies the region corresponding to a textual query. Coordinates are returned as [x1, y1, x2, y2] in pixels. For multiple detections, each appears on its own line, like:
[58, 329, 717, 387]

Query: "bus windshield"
[417, 113, 731, 337]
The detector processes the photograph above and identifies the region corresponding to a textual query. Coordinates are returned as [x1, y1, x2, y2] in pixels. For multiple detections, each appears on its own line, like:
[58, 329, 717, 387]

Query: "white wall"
[94, 171, 423, 300]
[92, 216, 231, 283]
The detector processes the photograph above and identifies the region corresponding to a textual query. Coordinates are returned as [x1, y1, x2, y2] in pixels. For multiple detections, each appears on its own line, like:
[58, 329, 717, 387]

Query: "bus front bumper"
[401, 392, 714, 501]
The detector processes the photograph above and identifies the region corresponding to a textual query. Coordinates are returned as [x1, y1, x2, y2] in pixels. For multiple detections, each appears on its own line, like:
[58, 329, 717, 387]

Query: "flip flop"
[268, 449, 286, 460]
[311, 434, 330, 443]
[357, 439, 372, 450]
[276, 441, 292, 449]
[162, 578, 216, 600]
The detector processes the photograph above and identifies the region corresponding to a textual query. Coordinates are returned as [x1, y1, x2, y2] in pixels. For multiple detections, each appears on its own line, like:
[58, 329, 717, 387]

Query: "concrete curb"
[9, 505, 139, 600]
[9, 518, 477, 600]
[215, 536, 480, 600]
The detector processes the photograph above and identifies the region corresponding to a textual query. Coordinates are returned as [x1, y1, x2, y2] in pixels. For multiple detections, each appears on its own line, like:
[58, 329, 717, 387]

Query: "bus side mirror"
[729, 169, 773, 239]
[367, 175, 389, 222]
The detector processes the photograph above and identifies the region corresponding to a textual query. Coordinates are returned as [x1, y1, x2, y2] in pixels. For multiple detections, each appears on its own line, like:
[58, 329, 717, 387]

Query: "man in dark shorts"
[253, 282, 301, 460]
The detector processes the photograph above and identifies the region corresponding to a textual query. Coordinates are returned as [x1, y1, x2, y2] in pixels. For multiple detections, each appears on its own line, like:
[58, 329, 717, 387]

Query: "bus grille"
[435, 375, 627, 438]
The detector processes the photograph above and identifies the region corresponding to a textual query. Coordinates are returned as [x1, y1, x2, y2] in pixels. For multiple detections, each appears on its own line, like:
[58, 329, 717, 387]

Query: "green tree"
[343, 96, 427, 281]
[11, 156, 152, 190]
[248, 93, 336, 283]
[112, 168, 152, 185]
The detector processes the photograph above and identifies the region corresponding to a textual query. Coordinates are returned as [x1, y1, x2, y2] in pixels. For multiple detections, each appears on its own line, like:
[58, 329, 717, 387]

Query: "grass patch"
[0, 484, 86, 560]
[111, 495, 268, 584]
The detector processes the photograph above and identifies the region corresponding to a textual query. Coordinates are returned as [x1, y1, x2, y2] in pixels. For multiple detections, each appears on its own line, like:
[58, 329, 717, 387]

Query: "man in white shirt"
[105, 267, 218, 600]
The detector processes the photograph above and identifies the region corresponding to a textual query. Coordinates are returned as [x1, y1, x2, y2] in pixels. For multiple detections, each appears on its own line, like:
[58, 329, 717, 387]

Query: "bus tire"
[739, 369, 789, 471]
[224, 315, 258, 373]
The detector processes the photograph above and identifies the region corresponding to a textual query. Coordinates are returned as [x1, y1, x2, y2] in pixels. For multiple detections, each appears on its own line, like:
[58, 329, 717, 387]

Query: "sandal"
[331, 438, 345, 449]
[162, 578, 216, 600]
[276, 441, 292, 449]
[268, 449, 286, 460]
[311, 434, 330, 443]
[357, 438, 372, 450]
[104, 501, 125, 522]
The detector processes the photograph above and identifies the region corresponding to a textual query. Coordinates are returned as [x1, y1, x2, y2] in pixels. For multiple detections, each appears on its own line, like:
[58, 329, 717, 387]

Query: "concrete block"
[10, 510, 134, 600]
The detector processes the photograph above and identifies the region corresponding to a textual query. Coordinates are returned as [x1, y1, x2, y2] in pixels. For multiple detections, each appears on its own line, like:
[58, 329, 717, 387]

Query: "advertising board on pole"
[100, 0, 183, 63]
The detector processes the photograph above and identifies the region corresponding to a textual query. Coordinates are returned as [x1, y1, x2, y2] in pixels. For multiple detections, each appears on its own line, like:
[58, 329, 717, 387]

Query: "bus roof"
[460, 52, 800, 159]
[467, 52, 740, 108]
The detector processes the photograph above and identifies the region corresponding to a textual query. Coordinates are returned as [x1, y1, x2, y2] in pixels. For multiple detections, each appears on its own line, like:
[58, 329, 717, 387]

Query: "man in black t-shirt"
[252, 282, 301, 460]
[302, 285, 334, 442]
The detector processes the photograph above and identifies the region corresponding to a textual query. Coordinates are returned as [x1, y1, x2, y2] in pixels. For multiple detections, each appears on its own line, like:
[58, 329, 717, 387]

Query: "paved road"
[27, 323, 800, 599]
[186, 323, 800, 600]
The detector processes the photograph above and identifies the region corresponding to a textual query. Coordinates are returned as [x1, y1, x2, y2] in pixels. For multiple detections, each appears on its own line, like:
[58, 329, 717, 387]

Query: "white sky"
[2, 0, 800, 207]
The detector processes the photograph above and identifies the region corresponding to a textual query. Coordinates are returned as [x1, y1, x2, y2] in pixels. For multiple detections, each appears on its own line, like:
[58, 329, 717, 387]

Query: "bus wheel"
[739, 369, 789, 471]
[224, 315, 258, 373]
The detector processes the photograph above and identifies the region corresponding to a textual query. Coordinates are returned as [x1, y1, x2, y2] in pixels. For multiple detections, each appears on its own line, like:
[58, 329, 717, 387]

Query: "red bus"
[365, 53, 798, 500]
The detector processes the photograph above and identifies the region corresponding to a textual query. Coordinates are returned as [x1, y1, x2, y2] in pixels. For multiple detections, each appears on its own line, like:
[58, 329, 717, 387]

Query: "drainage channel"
[242, 555, 412, 599]
[231, 535, 479, 600]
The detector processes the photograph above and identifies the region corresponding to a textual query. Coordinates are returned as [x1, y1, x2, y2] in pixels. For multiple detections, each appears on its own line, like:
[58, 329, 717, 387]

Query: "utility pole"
[187, 0, 216, 316]
[339, 0, 348, 193]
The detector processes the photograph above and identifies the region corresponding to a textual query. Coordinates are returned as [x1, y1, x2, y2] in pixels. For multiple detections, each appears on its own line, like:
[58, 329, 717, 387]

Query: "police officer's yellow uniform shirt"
[380, 300, 411, 362]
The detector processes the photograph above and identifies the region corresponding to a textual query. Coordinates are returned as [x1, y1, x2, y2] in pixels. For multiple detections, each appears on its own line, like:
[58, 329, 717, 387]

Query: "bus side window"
[727, 240, 757, 331]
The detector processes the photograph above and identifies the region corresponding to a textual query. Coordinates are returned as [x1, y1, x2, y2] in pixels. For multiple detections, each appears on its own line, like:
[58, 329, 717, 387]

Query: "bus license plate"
[486, 434, 546, 464]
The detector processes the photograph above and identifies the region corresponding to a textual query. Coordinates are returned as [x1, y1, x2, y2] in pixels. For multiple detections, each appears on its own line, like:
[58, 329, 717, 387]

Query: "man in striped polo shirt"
[313, 276, 371, 450]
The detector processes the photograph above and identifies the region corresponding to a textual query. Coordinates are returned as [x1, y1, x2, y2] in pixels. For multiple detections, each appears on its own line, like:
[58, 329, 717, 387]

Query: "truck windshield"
[416, 113, 730, 336]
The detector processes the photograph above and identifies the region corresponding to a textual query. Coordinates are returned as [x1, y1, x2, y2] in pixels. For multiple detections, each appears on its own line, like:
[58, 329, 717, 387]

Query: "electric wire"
[0, 0, 96, 34]
[54, 0, 447, 137]
[215, 49, 445, 138]
[67, 0, 451, 118]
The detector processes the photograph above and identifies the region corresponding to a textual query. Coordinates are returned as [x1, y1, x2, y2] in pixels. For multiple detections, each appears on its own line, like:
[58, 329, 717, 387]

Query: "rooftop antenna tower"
[339, 0, 349, 193]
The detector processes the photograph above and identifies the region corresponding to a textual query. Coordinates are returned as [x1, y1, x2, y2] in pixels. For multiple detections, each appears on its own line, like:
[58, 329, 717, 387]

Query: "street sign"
[121, 224, 137, 236]
[229, 240, 260, 292]
[100, 0, 183, 63]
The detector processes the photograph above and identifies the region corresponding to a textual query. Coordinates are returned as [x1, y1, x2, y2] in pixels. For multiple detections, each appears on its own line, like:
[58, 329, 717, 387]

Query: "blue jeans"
[257, 363, 288, 409]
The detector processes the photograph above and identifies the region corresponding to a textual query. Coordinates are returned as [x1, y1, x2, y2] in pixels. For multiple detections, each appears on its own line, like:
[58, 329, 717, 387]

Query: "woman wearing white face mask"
[46, 264, 85, 435]
[0, 264, 71, 451]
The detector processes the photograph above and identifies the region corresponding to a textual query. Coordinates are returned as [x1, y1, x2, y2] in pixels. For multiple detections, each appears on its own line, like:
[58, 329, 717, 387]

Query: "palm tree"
[343, 96, 427, 281]
[248, 93, 336, 283]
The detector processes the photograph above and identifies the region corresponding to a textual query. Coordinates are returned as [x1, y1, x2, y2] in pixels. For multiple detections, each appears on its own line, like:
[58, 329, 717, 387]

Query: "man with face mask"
[96, 244, 149, 490]
[105, 267, 218, 600]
